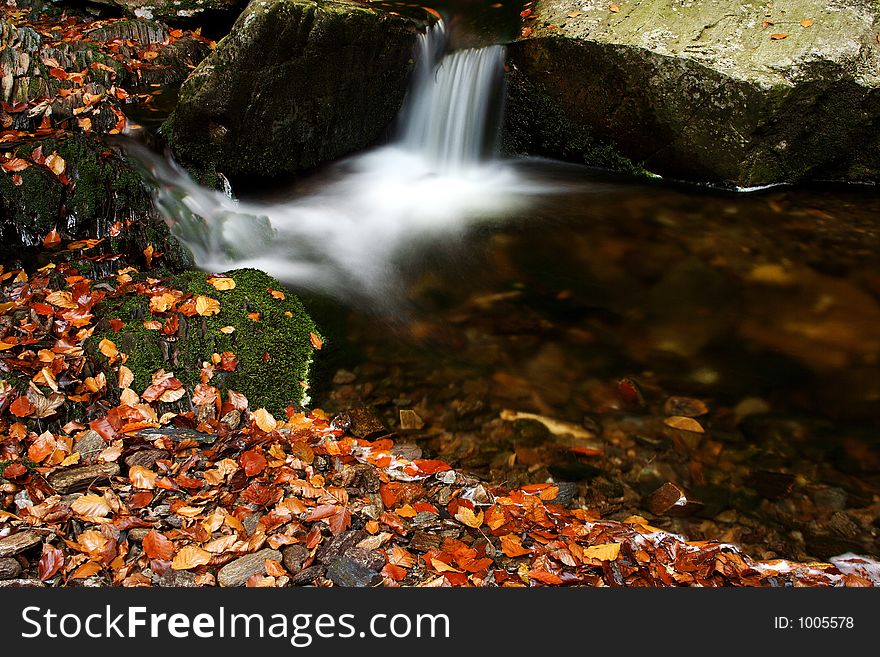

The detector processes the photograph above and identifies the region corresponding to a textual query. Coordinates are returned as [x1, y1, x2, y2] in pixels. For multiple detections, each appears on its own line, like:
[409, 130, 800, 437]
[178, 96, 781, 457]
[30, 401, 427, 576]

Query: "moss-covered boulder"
[505, 0, 880, 187]
[90, 268, 321, 414]
[164, 0, 423, 181]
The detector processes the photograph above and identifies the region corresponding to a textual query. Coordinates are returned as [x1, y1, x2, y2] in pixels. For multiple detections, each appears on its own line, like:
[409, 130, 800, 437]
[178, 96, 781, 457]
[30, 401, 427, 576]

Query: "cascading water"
[139, 21, 545, 301]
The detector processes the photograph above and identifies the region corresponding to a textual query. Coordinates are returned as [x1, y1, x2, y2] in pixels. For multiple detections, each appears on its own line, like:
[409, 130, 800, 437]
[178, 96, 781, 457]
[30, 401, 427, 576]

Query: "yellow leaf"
[60, 452, 80, 467]
[396, 504, 417, 518]
[71, 493, 112, 518]
[195, 295, 220, 316]
[252, 408, 277, 432]
[219, 326, 235, 334]
[98, 338, 118, 359]
[45, 290, 77, 308]
[208, 277, 236, 291]
[118, 365, 134, 389]
[129, 465, 158, 489]
[800, 18, 813, 28]
[171, 545, 212, 570]
[664, 416, 705, 433]
[454, 506, 484, 528]
[149, 293, 176, 313]
[45, 152, 66, 175]
[267, 288, 285, 300]
[609, 3, 620, 12]
[431, 558, 461, 573]
[583, 543, 621, 561]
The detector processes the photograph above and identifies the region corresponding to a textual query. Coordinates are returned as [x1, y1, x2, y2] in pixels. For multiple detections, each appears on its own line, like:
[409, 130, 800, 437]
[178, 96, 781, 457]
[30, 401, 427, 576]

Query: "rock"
[326, 548, 383, 587]
[165, 0, 423, 181]
[289, 564, 324, 586]
[90, 269, 320, 414]
[316, 530, 366, 564]
[409, 531, 441, 553]
[47, 462, 119, 494]
[746, 471, 796, 501]
[217, 548, 281, 587]
[282, 544, 309, 574]
[127, 527, 152, 543]
[0, 557, 23, 579]
[125, 449, 171, 470]
[73, 430, 107, 463]
[333, 407, 388, 439]
[505, 0, 880, 187]
[0, 578, 45, 587]
[399, 409, 424, 430]
[159, 569, 198, 587]
[0, 530, 41, 557]
[89, 0, 246, 24]
[811, 487, 848, 512]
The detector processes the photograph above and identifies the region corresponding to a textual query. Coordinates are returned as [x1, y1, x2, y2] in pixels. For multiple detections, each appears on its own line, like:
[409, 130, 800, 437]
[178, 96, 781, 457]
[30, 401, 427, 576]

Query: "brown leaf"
[45, 152, 66, 176]
[129, 465, 158, 489]
[71, 493, 112, 518]
[770, 33, 788, 40]
[38, 545, 65, 581]
[583, 543, 621, 561]
[240, 448, 267, 477]
[800, 19, 814, 28]
[143, 530, 174, 561]
[664, 416, 705, 433]
[309, 332, 323, 350]
[500, 534, 531, 557]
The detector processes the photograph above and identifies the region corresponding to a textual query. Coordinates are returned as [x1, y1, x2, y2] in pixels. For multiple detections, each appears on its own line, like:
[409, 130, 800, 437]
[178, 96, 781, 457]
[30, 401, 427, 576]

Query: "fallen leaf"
[252, 408, 277, 432]
[42, 229, 61, 248]
[143, 530, 174, 561]
[454, 506, 484, 528]
[771, 33, 788, 40]
[171, 545, 212, 570]
[583, 543, 621, 561]
[208, 277, 236, 290]
[71, 494, 112, 518]
[501, 534, 531, 557]
[44, 152, 65, 175]
[310, 332, 323, 350]
[129, 465, 158, 489]
[800, 19, 814, 28]
[195, 295, 220, 316]
[664, 416, 705, 433]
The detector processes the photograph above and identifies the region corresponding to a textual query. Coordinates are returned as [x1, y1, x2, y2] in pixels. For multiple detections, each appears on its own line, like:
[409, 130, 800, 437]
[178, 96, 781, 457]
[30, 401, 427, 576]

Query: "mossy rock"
[0, 134, 192, 271]
[90, 268, 321, 414]
[164, 0, 424, 181]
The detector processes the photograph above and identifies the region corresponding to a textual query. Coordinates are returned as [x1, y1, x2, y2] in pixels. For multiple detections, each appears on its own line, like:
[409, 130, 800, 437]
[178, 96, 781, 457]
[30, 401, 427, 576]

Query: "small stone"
[217, 548, 281, 587]
[289, 564, 324, 586]
[663, 396, 709, 417]
[0, 578, 45, 587]
[336, 407, 386, 438]
[811, 487, 848, 512]
[73, 430, 107, 463]
[127, 528, 151, 543]
[0, 557, 23, 580]
[399, 409, 424, 430]
[47, 462, 119, 494]
[0, 530, 41, 558]
[125, 449, 170, 470]
[159, 569, 198, 587]
[391, 443, 422, 461]
[332, 369, 357, 384]
[242, 512, 261, 536]
[409, 531, 441, 553]
[282, 545, 309, 574]
[326, 548, 383, 587]
[317, 530, 367, 564]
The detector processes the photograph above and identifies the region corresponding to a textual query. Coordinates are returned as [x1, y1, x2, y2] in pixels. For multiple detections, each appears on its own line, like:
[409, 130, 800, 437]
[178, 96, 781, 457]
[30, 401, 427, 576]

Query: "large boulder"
[164, 0, 423, 182]
[504, 0, 880, 187]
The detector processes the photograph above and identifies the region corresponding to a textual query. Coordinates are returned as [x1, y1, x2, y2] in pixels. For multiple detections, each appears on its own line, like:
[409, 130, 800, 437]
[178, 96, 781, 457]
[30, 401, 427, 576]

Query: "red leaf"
[38, 545, 65, 581]
[240, 448, 267, 477]
[2, 462, 27, 478]
[143, 530, 174, 561]
[413, 459, 452, 475]
[381, 563, 407, 581]
[10, 395, 35, 417]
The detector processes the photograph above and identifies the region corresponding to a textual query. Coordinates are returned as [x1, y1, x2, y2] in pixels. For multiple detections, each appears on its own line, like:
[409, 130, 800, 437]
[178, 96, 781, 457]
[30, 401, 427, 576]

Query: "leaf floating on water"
[500, 409, 597, 441]
[664, 416, 705, 433]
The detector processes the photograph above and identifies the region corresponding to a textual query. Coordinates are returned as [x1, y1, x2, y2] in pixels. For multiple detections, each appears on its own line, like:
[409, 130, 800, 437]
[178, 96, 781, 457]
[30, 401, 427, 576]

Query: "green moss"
[91, 268, 321, 414]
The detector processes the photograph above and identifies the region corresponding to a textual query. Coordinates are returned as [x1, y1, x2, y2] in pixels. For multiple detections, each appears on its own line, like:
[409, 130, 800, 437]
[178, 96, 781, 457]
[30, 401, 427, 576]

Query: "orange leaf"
[500, 534, 531, 557]
[195, 295, 220, 316]
[143, 530, 174, 561]
[251, 408, 277, 432]
[42, 229, 61, 248]
[129, 465, 158, 489]
[664, 416, 704, 433]
[171, 545, 212, 570]
[208, 277, 236, 290]
[10, 396, 35, 417]
[454, 506, 484, 528]
[770, 33, 788, 40]
[309, 332, 323, 350]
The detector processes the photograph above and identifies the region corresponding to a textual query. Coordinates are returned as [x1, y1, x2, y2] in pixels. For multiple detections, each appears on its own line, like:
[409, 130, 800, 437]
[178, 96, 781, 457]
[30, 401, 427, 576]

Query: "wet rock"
[0, 557, 23, 580]
[332, 369, 357, 385]
[505, 0, 880, 186]
[391, 443, 422, 461]
[545, 481, 578, 508]
[326, 548, 383, 587]
[811, 487, 848, 512]
[399, 409, 424, 430]
[746, 471, 796, 501]
[335, 407, 388, 439]
[47, 462, 119, 494]
[0, 530, 41, 557]
[217, 548, 282, 587]
[165, 0, 424, 180]
[73, 430, 107, 463]
[282, 545, 309, 574]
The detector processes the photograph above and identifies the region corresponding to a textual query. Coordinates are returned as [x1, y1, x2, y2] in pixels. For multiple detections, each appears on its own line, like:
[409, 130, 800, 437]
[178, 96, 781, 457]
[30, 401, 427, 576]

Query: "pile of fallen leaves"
[0, 245, 877, 587]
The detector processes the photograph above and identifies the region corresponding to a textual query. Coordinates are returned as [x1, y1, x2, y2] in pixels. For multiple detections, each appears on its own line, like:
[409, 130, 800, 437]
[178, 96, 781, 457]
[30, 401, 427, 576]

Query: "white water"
[141, 22, 548, 302]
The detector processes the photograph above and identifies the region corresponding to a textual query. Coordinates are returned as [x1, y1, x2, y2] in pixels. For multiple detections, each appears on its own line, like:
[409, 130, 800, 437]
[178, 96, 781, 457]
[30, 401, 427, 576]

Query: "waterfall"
[136, 21, 546, 303]
[398, 23, 505, 170]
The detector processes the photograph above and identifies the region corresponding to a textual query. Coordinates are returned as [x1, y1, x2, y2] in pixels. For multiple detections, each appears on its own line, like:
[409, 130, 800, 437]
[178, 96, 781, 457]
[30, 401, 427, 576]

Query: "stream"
[132, 10, 880, 563]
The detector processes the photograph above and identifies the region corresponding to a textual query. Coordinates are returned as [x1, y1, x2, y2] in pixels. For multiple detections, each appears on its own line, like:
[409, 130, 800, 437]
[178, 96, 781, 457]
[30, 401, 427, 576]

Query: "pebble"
[217, 548, 281, 587]
[73, 430, 107, 462]
[282, 545, 309, 574]
[0, 557, 23, 580]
